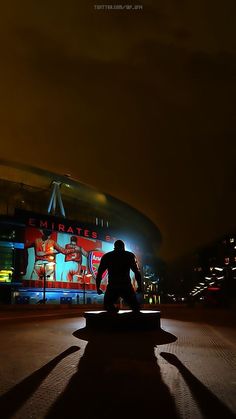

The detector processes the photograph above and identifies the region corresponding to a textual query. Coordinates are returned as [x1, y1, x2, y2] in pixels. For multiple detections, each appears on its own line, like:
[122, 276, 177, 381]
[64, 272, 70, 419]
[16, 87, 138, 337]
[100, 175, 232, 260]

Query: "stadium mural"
[23, 227, 140, 291]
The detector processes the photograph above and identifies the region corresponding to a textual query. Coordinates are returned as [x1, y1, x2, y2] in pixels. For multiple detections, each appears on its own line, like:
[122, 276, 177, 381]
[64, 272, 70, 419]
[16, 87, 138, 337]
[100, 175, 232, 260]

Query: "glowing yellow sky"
[0, 1, 235, 261]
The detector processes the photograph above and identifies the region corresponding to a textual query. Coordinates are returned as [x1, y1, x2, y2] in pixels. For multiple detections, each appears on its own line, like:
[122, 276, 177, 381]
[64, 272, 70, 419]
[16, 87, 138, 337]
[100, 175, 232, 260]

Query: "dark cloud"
[0, 1, 236, 261]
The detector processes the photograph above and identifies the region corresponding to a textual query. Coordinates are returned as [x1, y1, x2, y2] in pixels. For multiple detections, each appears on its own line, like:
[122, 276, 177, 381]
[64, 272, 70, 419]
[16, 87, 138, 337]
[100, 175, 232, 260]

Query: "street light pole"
[41, 261, 55, 304]
[81, 269, 86, 304]
[43, 267, 46, 304]
[42, 261, 48, 304]
[80, 269, 92, 304]
[39, 267, 47, 303]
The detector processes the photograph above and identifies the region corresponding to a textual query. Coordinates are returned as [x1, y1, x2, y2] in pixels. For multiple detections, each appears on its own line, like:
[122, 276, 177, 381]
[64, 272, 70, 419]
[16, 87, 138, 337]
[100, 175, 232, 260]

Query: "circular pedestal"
[84, 310, 161, 331]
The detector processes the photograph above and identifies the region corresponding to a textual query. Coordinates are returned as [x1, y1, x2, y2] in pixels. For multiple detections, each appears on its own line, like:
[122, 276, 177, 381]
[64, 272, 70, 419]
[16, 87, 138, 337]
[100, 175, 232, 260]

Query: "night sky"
[0, 1, 235, 262]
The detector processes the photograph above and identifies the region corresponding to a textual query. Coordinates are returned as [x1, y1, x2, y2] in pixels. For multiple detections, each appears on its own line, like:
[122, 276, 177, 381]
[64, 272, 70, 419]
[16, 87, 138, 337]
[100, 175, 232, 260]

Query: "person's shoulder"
[102, 251, 113, 258]
[125, 250, 135, 258]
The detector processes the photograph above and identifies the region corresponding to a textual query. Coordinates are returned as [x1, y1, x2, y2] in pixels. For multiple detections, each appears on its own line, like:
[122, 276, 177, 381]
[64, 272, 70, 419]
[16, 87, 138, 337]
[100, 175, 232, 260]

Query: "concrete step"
[84, 309, 161, 331]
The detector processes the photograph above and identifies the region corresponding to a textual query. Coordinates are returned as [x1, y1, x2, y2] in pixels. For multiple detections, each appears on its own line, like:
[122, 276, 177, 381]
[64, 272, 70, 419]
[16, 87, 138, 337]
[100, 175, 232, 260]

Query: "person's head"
[114, 240, 125, 251]
[41, 229, 51, 241]
[71, 236, 77, 245]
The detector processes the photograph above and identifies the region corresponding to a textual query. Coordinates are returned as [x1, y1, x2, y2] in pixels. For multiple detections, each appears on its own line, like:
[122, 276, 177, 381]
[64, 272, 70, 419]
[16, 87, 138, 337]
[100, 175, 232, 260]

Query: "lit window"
[230, 238, 235, 243]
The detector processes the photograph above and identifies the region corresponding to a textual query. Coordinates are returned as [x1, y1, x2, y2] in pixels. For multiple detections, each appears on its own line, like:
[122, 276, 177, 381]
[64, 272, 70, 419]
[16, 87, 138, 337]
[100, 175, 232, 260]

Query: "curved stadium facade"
[0, 160, 161, 305]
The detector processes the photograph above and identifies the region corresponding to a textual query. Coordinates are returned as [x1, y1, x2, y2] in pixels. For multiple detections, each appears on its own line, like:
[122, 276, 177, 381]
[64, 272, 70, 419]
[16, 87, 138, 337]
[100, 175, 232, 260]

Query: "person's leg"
[45, 263, 55, 281]
[104, 285, 119, 313]
[61, 264, 66, 281]
[62, 262, 74, 282]
[121, 285, 140, 312]
[31, 263, 42, 280]
[69, 262, 79, 282]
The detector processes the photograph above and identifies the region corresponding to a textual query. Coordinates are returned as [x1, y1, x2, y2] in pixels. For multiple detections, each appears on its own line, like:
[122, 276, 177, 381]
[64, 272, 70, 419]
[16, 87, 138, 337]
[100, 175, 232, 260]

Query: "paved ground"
[0, 308, 235, 418]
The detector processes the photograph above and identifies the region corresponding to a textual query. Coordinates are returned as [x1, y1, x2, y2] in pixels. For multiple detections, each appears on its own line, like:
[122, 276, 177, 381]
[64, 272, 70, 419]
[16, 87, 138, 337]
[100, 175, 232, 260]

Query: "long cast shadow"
[46, 328, 179, 419]
[160, 352, 235, 418]
[0, 345, 79, 419]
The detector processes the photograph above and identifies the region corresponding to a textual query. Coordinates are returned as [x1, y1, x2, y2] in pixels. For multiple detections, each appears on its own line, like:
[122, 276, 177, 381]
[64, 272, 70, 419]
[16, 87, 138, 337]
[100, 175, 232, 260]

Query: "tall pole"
[83, 271, 86, 304]
[83, 281, 86, 304]
[43, 265, 46, 304]
[42, 261, 49, 304]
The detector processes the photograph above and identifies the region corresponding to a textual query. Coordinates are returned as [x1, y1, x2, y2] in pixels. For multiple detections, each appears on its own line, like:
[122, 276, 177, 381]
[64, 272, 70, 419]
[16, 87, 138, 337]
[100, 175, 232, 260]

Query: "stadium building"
[0, 160, 161, 305]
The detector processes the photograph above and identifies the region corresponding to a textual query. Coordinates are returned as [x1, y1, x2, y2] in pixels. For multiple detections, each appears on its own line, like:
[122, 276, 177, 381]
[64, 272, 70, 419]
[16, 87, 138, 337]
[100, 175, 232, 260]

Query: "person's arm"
[37, 244, 57, 257]
[80, 247, 88, 258]
[130, 254, 142, 292]
[36, 250, 53, 257]
[54, 241, 81, 255]
[96, 255, 108, 293]
[53, 242, 70, 255]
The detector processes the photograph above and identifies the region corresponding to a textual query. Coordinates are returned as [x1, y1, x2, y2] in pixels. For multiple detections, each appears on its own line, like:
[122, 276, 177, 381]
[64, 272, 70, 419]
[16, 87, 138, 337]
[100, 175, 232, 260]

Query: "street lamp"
[80, 269, 92, 304]
[40, 261, 55, 304]
[75, 269, 93, 304]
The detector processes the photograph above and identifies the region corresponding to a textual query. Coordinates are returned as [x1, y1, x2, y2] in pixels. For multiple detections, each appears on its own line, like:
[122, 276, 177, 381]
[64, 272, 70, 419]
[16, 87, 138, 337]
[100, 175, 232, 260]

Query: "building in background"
[161, 236, 236, 307]
[188, 236, 236, 307]
[0, 160, 162, 305]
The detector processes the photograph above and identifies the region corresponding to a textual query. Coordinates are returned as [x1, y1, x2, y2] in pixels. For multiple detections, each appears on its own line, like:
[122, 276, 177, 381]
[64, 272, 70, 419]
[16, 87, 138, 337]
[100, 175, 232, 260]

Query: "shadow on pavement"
[160, 352, 235, 418]
[0, 345, 80, 419]
[46, 327, 179, 419]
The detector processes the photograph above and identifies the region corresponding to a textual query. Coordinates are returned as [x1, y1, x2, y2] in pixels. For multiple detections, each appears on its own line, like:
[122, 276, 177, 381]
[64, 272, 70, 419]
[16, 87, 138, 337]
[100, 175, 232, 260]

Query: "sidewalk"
[0, 304, 235, 326]
[0, 304, 87, 322]
[0, 310, 235, 418]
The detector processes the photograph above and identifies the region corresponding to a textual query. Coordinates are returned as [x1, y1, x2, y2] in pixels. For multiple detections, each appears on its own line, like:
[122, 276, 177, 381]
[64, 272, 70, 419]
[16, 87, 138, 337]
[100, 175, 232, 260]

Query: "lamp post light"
[80, 269, 92, 304]
[40, 261, 55, 304]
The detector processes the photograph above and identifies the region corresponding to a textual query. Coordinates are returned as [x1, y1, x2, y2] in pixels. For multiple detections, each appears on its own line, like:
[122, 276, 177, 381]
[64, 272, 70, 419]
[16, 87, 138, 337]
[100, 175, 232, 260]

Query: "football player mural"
[61, 236, 88, 282]
[23, 227, 140, 292]
[23, 227, 110, 289]
[25, 229, 75, 281]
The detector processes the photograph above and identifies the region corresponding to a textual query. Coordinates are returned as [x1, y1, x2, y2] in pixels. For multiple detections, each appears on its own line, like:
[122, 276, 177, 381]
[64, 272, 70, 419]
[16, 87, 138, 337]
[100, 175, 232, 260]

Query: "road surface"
[0, 310, 235, 418]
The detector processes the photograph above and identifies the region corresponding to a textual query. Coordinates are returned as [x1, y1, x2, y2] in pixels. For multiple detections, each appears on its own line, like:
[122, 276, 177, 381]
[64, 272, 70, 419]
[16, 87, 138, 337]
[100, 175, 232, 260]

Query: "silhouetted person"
[96, 240, 142, 312]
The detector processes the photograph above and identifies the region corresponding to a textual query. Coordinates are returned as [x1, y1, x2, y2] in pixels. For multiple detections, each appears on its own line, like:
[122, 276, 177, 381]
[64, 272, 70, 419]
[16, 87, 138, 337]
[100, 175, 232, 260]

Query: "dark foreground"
[0, 307, 235, 418]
